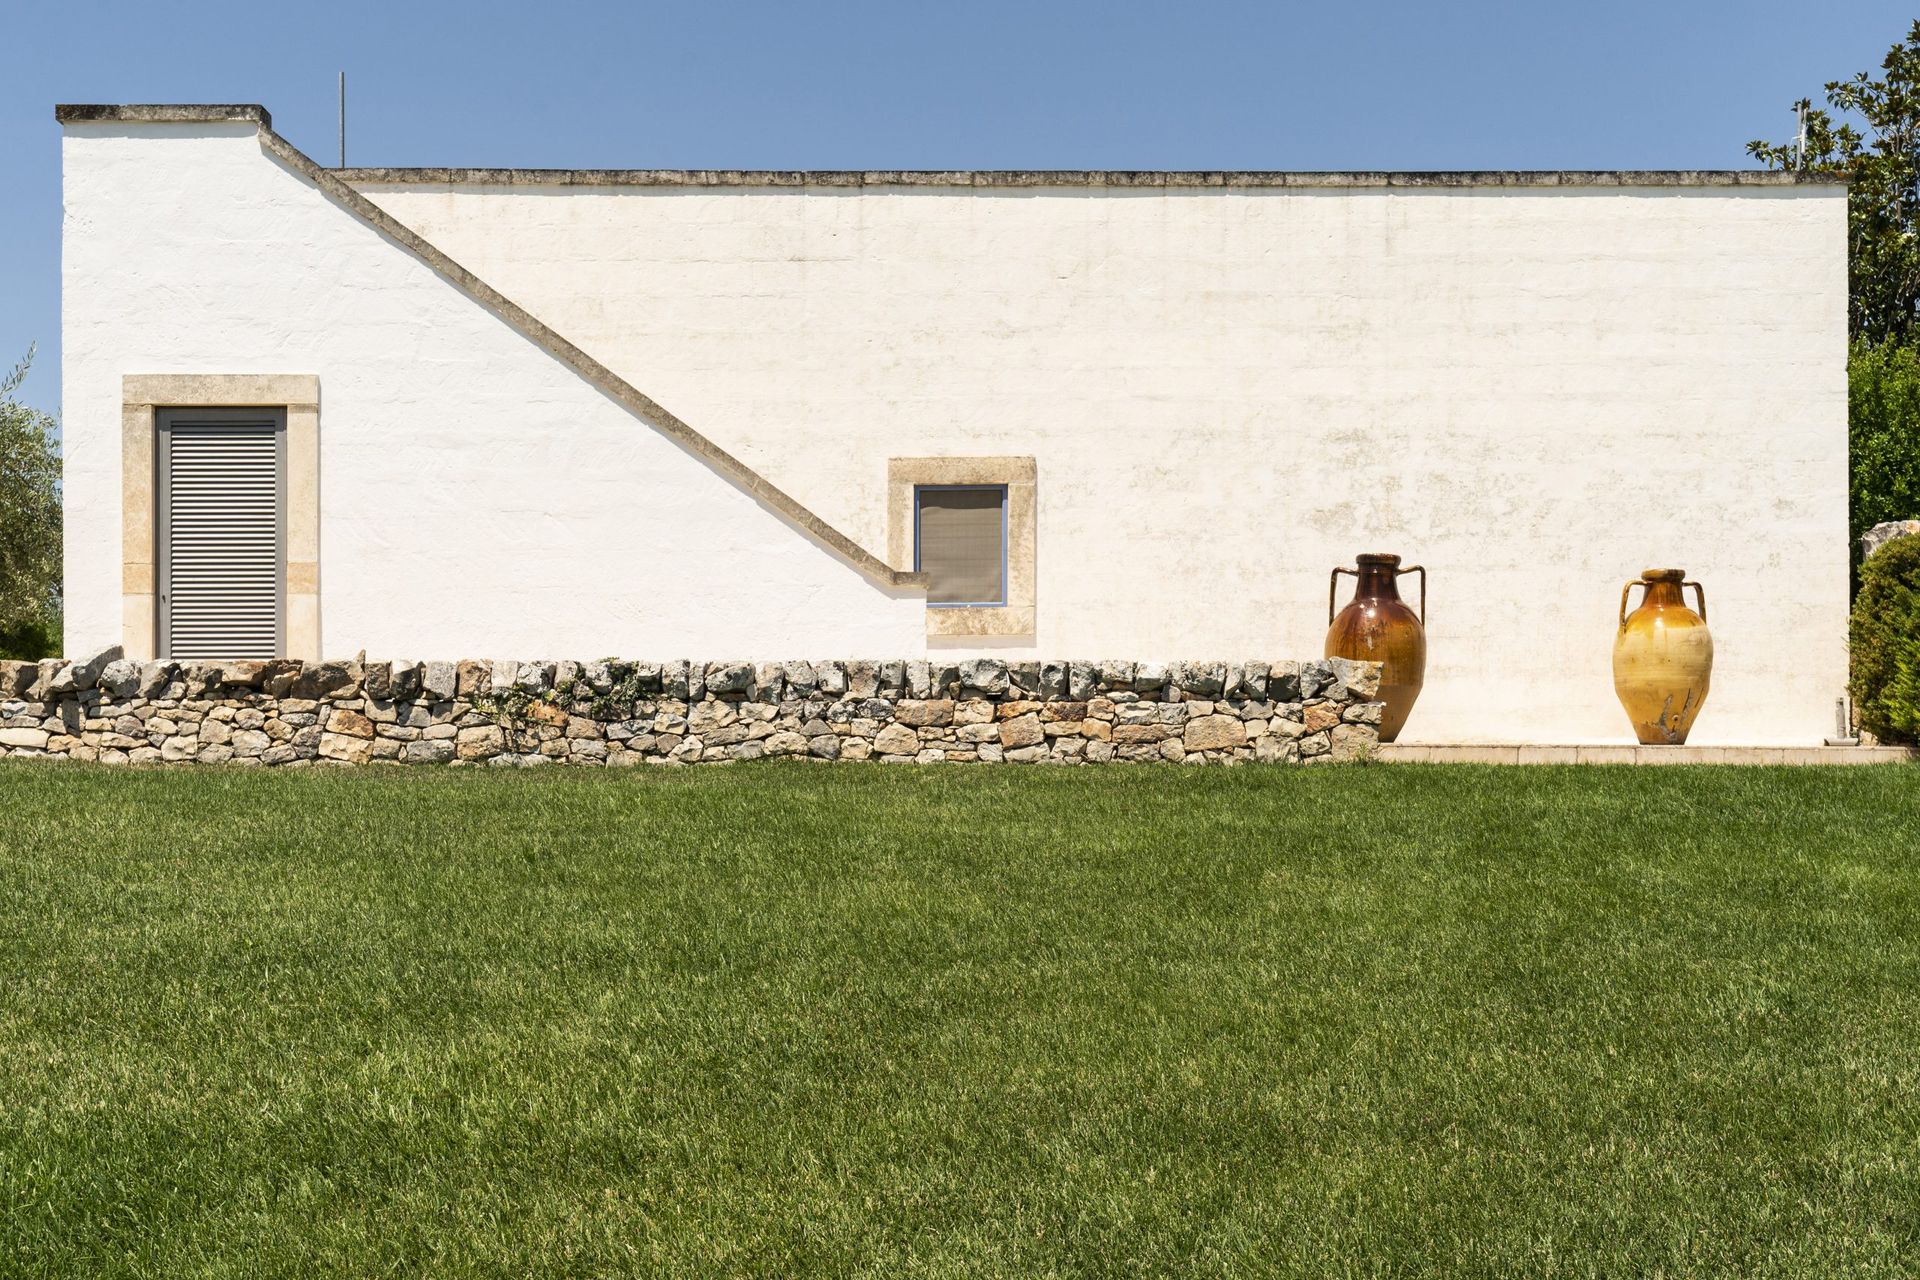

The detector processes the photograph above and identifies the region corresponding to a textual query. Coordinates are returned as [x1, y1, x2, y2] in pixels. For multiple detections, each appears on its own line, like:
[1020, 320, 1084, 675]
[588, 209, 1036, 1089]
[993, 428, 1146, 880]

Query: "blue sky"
[2, 0, 1911, 417]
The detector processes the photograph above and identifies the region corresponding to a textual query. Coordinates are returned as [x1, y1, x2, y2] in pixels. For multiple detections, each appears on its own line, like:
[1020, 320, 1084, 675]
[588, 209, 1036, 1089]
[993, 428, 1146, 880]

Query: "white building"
[58, 104, 1849, 745]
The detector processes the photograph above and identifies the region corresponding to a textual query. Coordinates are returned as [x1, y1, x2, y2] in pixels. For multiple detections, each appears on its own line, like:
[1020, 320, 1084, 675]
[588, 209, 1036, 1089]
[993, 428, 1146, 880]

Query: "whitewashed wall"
[60, 124, 926, 660]
[361, 178, 1850, 745]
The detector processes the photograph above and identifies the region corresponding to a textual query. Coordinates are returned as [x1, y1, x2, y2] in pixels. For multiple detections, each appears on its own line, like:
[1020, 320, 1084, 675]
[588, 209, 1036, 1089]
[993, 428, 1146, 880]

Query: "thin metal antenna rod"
[338, 71, 346, 168]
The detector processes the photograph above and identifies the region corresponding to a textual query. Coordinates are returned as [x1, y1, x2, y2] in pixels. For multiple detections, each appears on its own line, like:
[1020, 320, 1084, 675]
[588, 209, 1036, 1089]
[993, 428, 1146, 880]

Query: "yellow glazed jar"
[1612, 569, 1712, 745]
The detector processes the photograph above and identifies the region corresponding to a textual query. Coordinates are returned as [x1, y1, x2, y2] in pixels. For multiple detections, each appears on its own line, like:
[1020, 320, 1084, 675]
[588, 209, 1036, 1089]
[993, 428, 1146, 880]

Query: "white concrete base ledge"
[1377, 744, 1915, 765]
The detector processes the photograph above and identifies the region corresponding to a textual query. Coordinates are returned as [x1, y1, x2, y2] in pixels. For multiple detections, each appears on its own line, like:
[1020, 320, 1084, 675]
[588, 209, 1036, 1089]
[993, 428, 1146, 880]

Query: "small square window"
[914, 485, 1007, 606]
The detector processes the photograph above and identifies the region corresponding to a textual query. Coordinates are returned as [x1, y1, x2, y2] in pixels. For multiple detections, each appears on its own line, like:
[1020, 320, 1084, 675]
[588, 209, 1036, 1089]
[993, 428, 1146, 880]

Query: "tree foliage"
[0, 348, 61, 658]
[1848, 337, 1920, 551]
[1748, 20, 1920, 344]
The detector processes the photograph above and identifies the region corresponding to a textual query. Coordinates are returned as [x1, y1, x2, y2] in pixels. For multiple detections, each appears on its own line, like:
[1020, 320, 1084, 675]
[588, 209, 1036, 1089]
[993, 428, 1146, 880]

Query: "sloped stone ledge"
[0, 653, 1383, 767]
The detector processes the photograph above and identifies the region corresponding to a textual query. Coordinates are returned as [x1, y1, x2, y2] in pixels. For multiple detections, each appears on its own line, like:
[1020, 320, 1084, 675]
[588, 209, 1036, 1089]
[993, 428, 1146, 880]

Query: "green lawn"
[2, 762, 1919, 1277]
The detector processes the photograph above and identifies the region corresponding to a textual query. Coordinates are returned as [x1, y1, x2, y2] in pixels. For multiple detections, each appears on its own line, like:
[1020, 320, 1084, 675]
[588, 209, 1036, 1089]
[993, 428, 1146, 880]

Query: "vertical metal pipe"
[338, 72, 346, 168]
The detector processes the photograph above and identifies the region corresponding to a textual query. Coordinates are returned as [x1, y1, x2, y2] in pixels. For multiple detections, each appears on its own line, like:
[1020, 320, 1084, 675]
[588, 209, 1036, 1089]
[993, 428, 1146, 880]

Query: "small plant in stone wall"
[471, 684, 538, 752]
[473, 663, 656, 752]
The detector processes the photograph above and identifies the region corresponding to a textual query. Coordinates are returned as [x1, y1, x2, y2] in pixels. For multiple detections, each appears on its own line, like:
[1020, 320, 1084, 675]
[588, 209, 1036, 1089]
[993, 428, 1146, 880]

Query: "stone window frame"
[888, 457, 1035, 638]
[122, 375, 320, 660]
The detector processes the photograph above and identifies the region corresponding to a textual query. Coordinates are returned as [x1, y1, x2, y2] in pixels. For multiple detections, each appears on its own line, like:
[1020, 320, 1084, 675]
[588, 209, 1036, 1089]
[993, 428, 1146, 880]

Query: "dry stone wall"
[0, 650, 1384, 767]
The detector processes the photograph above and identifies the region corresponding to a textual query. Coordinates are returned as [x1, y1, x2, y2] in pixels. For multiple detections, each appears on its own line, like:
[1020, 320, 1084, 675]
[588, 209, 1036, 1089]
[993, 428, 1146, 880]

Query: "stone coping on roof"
[336, 167, 1847, 189]
[51, 105, 1848, 187]
[56, 103, 271, 126]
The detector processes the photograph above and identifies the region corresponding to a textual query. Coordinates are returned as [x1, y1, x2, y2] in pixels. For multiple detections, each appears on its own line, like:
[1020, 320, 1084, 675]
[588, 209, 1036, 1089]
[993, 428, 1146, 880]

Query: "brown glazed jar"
[1613, 569, 1712, 745]
[1325, 553, 1427, 743]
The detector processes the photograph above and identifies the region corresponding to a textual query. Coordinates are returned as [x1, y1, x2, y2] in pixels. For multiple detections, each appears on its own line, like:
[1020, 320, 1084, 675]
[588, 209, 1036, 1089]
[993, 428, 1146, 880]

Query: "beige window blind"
[157, 410, 286, 659]
[915, 486, 1006, 605]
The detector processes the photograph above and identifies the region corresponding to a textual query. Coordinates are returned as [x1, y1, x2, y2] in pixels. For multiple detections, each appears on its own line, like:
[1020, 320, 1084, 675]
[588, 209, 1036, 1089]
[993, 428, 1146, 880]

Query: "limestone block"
[999, 713, 1044, 748]
[1183, 714, 1249, 752]
[318, 732, 371, 764]
[327, 708, 376, 739]
[1040, 660, 1070, 699]
[1303, 702, 1342, 733]
[96, 659, 140, 699]
[958, 658, 1010, 697]
[49, 645, 123, 695]
[873, 723, 919, 755]
[1068, 662, 1097, 700]
[895, 699, 954, 727]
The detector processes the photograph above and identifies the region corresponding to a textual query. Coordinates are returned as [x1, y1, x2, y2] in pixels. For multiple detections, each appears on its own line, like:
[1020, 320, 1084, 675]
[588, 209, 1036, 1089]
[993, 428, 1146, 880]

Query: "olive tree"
[0, 348, 61, 658]
[1748, 20, 1920, 344]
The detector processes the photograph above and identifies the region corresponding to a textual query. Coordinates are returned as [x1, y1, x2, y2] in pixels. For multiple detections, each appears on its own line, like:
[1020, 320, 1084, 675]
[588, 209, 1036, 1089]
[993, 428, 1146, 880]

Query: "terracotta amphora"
[1326, 553, 1427, 743]
[1613, 569, 1712, 745]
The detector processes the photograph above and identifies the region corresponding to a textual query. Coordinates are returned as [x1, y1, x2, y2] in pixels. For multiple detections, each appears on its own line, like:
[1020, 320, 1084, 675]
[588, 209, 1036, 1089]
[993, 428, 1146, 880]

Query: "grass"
[1, 761, 1919, 1277]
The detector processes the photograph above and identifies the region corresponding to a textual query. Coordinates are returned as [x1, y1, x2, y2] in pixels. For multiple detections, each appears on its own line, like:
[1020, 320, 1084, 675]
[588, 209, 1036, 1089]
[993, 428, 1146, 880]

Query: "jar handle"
[1396, 564, 1427, 624]
[1684, 580, 1706, 622]
[1329, 567, 1356, 625]
[1618, 579, 1647, 628]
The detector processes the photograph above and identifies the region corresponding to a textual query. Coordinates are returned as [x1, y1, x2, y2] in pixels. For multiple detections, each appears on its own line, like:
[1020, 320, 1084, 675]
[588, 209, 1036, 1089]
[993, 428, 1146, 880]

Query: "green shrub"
[1851, 534, 1920, 742]
[1850, 339, 1920, 561]
[0, 611, 59, 661]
